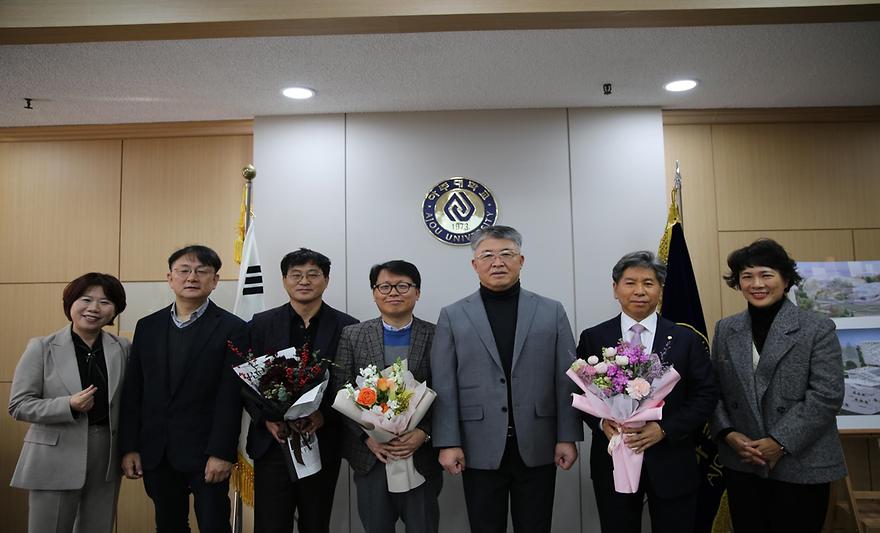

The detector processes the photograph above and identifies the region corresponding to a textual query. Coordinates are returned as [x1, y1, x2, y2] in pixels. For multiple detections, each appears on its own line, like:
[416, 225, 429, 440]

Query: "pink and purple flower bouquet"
[567, 338, 680, 493]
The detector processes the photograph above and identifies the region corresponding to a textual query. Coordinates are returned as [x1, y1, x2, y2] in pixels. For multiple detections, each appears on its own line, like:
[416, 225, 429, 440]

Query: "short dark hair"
[612, 251, 667, 285]
[723, 238, 803, 292]
[62, 273, 127, 325]
[369, 260, 422, 289]
[167, 245, 222, 272]
[280, 248, 331, 277]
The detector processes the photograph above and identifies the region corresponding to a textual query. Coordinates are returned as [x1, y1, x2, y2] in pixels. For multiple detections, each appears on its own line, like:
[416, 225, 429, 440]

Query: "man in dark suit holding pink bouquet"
[577, 250, 717, 533]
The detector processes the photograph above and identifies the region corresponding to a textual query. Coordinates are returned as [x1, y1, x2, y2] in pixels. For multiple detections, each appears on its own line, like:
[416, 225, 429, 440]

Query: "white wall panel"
[345, 109, 576, 325]
[253, 114, 349, 313]
[569, 108, 669, 332]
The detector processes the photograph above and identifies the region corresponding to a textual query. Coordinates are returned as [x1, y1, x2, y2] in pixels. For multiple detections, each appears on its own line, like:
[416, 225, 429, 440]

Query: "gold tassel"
[711, 490, 732, 533]
[231, 452, 255, 507]
[657, 190, 681, 265]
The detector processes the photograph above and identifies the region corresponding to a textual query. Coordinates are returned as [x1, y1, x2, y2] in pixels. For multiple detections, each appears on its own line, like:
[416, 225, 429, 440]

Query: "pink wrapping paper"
[567, 367, 681, 493]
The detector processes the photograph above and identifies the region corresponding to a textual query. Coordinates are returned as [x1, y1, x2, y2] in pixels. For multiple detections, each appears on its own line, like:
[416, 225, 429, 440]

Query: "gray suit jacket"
[331, 317, 440, 477]
[9, 326, 129, 490]
[710, 299, 846, 483]
[430, 288, 583, 470]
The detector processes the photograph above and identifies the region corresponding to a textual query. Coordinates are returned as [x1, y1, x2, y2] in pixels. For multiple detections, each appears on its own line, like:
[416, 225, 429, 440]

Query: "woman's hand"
[751, 437, 785, 469]
[725, 431, 767, 466]
[69, 385, 98, 413]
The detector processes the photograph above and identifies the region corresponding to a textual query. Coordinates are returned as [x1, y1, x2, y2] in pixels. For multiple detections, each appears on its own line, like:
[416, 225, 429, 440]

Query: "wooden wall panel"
[0, 140, 121, 283]
[717, 230, 854, 317]
[119, 136, 252, 281]
[712, 123, 880, 232]
[0, 283, 70, 381]
[0, 381, 30, 533]
[663, 124, 723, 338]
[854, 229, 880, 260]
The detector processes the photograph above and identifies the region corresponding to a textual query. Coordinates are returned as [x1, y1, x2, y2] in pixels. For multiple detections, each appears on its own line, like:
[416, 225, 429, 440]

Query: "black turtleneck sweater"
[748, 297, 785, 354]
[480, 281, 520, 430]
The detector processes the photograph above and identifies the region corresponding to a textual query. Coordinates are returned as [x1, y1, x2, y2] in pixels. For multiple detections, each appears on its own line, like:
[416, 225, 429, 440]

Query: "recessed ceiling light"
[664, 79, 698, 92]
[282, 87, 316, 99]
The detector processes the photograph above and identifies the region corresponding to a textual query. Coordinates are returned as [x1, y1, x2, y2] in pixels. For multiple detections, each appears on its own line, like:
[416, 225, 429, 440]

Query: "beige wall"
[0, 123, 252, 533]
[662, 110, 880, 532]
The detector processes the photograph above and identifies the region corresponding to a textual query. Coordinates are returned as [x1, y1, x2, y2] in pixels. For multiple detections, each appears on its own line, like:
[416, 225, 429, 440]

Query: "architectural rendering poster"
[794, 261, 880, 430]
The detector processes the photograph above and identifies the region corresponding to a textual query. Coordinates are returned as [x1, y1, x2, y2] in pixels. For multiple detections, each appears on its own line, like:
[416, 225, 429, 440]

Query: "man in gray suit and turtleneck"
[430, 225, 583, 533]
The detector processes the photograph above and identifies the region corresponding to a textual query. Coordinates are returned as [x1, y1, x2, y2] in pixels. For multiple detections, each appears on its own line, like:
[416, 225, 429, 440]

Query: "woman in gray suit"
[711, 239, 846, 533]
[9, 272, 129, 533]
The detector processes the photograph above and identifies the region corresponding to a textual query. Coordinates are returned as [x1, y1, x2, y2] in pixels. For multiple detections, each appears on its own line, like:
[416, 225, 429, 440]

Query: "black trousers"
[461, 436, 557, 533]
[725, 468, 831, 533]
[593, 465, 697, 533]
[253, 442, 342, 533]
[142, 456, 231, 533]
[353, 461, 442, 533]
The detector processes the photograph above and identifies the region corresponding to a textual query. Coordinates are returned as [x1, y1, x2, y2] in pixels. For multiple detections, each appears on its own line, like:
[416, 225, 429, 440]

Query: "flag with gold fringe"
[658, 197, 729, 533]
[232, 218, 265, 507]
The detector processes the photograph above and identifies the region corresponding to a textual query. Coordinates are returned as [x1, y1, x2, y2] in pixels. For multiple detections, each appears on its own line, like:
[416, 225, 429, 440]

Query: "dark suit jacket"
[710, 299, 846, 484]
[119, 301, 248, 472]
[245, 302, 358, 461]
[330, 317, 440, 477]
[577, 313, 718, 497]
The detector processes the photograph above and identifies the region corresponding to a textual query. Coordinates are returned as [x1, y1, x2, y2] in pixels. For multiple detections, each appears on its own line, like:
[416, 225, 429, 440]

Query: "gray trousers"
[28, 425, 120, 533]
[353, 461, 442, 533]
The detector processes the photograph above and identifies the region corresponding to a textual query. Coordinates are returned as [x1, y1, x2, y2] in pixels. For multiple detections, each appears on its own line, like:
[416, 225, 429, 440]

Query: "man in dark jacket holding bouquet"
[246, 248, 357, 533]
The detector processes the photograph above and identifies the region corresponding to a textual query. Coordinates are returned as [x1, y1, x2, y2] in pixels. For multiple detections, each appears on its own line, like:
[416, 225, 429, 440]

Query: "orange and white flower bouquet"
[332, 359, 436, 492]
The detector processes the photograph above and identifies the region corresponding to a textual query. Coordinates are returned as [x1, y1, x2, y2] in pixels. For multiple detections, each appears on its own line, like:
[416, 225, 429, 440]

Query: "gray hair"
[611, 251, 667, 284]
[469, 225, 523, 252]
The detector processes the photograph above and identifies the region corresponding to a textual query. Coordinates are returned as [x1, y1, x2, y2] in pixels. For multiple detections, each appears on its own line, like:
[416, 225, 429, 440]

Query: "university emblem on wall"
[422, 177, 498, 245]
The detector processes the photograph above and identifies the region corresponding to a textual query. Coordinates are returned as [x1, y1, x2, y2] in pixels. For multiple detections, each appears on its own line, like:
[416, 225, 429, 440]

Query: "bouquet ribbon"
[567, 367, 681, 493]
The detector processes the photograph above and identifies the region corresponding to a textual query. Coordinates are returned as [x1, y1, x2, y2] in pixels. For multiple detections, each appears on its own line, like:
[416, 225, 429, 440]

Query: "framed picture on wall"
[793, 260, 880, 319]
[793, 260, 880, 430]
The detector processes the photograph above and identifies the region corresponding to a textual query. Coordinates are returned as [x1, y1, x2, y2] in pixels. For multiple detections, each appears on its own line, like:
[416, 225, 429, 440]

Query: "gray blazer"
[331, 317, 440, 477]
[430, 288, 583, 470]
[9, 326, 129, 490]
[710, 299, 846, 484]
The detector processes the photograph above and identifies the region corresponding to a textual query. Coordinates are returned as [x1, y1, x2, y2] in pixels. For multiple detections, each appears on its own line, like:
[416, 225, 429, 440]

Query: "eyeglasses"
[475, 250, 520, 264]
[171, 267, 214, 278]
[373, 282, 417, 295]
[287, 271, 324, 283]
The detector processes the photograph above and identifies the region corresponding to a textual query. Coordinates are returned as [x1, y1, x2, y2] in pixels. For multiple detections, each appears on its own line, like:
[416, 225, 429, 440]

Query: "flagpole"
[673, 160, 684, 223]
[243, 164, 256, 232]
[232, 164, 255, 533]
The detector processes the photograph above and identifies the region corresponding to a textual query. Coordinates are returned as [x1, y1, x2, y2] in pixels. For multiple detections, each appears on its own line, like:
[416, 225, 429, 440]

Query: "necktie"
[629, 323, 647, 347]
